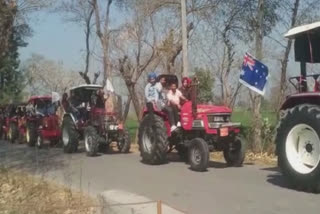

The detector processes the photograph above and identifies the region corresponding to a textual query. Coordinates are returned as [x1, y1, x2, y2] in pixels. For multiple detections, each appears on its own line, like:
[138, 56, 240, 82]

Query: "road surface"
[0, 141, 319, 214]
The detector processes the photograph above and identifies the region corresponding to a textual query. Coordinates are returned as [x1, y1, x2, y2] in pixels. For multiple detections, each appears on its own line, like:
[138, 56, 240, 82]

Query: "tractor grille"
[207, 114, 231, 123]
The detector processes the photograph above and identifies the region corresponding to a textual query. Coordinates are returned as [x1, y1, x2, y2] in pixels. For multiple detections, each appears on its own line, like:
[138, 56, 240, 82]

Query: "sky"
[20, 12, 87, 71]
[19, 6, 127, 72]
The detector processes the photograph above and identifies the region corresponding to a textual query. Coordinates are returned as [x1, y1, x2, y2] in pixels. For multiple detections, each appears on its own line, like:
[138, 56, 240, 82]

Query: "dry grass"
[210, 152, 277, 167]
[0, 168, 98, 214]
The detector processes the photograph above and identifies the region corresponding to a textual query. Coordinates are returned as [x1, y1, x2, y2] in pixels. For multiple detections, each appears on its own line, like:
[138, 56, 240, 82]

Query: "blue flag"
[239, 53, 269, 95]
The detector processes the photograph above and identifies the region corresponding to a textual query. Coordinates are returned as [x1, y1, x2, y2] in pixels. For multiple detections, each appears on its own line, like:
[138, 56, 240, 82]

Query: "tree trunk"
[83, 8, 94, 84]
[92, 0, 112, 86]
[251, 0, 264, 153]
[127, 85, 142, 121]
[278, 0, 300, 112]
[122, 96, 131, 122]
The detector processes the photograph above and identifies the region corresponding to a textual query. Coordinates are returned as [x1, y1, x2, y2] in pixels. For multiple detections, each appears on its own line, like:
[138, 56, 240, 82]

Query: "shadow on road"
[208, 161, 227, 169]
[266, 173, 291, 190]
[261, 166, 279, 172]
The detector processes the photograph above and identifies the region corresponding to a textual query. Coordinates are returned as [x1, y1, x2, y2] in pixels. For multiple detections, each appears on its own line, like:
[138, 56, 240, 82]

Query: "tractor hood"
[197, 104, 232, 114]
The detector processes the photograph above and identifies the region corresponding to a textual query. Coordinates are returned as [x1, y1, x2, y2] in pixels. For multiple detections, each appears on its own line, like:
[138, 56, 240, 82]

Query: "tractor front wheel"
[223, 136, 246, 167]
[138, 114, 168, 165]
[276, 104, 320, 193]
[117, 129, 131, 153]
[84, 126, 99, 157]
[62, 116, 79, 153]
[188, 138, 209, 172]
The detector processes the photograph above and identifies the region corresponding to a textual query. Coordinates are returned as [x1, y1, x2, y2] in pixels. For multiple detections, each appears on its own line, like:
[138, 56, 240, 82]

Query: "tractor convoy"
[0, 21, 320, 193]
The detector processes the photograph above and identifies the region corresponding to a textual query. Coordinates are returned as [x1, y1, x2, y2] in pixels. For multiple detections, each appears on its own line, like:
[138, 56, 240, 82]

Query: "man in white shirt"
[167, 83, 187, 128]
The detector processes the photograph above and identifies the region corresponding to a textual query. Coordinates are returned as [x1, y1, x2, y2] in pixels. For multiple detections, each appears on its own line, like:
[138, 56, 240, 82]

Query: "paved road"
[0, 141, 319, 214]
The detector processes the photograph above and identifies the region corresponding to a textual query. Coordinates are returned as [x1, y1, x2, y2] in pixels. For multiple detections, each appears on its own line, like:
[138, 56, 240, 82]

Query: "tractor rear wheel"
[117, 129, 131, 153]
[26, 122, 37, 147]
[84, 126, 99, 157]
[138, 114, 168, 164]
[223, 136, 246, 167]
[276, 104, 320, 193]
[62, 116, 79, 153]
[188, 138, 209, 172]
[8, 123, 18, 144]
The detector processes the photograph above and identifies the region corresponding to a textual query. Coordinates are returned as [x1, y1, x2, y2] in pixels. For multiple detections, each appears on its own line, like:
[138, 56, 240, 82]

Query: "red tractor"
[25, 96, 61, 148]
[61, 84, 131, 156]
[275, 22, 320, 192]
[138, 74, 246, 171]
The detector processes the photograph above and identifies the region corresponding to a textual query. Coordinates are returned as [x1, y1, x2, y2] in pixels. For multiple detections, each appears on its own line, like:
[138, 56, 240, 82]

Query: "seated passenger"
[144, 73, 177, 132]
[91, 89, 105, 109]
[167, 83, 187, 128]
[179, 77, 192, 100]
[144, 72, 159, 104]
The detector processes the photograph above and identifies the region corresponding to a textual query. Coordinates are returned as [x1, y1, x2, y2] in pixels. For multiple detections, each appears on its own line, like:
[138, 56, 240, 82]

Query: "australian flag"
[240, 53, 269, 95]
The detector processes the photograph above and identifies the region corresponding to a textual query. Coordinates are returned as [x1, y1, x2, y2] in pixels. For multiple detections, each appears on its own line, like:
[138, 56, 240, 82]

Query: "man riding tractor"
[139, 74, 246, 171]
[62, 84, 131, 156]
[25, 96, 61, 148]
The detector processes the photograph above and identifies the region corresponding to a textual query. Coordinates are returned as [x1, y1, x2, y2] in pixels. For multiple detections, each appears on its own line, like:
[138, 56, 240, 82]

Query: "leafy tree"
[0, 25, 29, 103]
[193, 67, 214, 103]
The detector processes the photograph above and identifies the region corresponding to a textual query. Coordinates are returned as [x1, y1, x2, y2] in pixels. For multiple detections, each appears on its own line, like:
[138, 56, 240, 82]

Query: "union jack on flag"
[239, 53, 269, 95]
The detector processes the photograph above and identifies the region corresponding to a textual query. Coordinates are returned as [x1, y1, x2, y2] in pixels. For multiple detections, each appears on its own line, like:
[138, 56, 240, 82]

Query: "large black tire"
[26, 122, 37, 147]
[62, 116, 79, 153]
[276, 104, 320, 193]
[188, 138, 209, 172]
[138, 114, 168, 164]
[223, 136, 246, 167]
[117, 129, 131, 153]
[84, 126, 99, 157]
[8, 123, 18, 144]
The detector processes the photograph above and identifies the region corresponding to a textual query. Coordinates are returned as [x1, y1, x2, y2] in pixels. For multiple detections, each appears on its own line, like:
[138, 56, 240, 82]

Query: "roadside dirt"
[0, 168, 98, 214]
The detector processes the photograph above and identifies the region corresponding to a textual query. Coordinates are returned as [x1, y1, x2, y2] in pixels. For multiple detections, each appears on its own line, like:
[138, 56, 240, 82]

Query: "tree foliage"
[0, 8, 30, 103]
[193, 67, 214, 103]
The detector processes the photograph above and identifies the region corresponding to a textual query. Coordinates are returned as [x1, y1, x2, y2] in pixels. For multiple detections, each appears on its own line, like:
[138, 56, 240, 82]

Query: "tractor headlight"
[108, 125, 118, 130]
[192, 120, 204, 128]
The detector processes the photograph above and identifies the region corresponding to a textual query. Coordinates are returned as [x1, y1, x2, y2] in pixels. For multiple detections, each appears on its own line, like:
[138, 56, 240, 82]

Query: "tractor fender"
[280, 93, 320, 111]
[63, 113, 77, 125]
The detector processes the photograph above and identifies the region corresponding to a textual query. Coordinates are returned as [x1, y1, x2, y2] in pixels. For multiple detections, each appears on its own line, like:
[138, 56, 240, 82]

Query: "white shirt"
[167, 89, 183, 105]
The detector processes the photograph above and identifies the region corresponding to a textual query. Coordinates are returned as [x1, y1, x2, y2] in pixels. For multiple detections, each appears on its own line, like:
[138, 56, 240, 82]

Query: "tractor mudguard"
[63, 113, 77, 126]
[280, 93, 320, 110]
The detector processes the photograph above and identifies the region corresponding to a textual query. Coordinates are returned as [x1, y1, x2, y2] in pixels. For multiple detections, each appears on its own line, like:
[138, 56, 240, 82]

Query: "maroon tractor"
[275, 22, 320, 192]
[61, 84, 130, 156]
[25, 96, 61, 148]
[138, 74, 246, 171]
